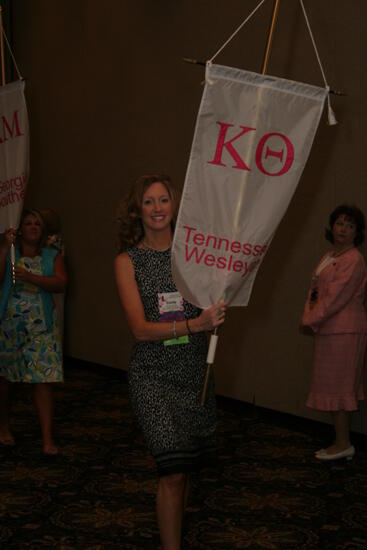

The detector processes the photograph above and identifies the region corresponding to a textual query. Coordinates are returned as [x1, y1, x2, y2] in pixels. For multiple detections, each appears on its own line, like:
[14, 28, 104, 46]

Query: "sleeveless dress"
[126, 246, 217, 477]
[0, 255, 62, 383]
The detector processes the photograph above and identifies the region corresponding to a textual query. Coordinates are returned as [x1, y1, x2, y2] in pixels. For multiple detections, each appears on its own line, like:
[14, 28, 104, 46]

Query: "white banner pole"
[10, 242, 15, 284]
[200, 329, 219, 406]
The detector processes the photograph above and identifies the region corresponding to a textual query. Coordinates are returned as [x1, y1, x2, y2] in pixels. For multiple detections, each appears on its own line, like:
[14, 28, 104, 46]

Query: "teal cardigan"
[0, 247, 58, 331]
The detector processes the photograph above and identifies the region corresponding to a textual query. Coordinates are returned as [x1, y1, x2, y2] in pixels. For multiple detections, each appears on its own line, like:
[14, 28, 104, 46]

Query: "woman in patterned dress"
[115, 174, 226, 550]
[301, 205, 367, 461]
[0, 209, 67, 454]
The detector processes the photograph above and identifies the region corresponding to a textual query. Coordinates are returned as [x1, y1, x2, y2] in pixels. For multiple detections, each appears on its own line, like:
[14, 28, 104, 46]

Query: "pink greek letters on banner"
[172, 64, 327, 308]
[208, 122, 295, 176]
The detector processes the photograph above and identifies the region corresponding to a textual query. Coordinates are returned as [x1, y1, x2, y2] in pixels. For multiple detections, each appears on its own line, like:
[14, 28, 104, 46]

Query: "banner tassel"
[327, 92, 338, 126]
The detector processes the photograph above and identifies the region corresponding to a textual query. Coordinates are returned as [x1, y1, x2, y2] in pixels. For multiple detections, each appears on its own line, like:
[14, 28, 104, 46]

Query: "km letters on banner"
[0, 80, 29, 232]
[172, 63, 327, 308]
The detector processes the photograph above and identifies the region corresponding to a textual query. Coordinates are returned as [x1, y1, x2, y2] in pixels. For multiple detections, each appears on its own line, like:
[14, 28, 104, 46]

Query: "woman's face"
[21, 214, 43, 245]
[332, 214, 356, 247]
[141, 182, 173, 234]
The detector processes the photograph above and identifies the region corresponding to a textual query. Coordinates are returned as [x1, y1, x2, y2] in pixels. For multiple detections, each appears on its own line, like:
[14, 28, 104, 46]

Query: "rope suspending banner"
[208, 0, 268, 64]
[206, 0, 337, 125]
[0, 9, 23, 81]
[298, 0, 336, 125]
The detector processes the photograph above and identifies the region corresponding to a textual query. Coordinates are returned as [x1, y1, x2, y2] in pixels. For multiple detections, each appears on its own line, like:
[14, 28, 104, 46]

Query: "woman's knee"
[159, 473, 186, 494]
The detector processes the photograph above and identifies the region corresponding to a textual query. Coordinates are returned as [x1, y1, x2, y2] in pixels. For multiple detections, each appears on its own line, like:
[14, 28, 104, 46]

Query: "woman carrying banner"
[0, 209, 67, 455]
[301, 205, 367, 461]
[115, 174, 226, 550]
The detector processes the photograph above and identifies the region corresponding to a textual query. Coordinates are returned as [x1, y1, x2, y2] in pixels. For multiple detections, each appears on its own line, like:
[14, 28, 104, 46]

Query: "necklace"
[142, 240, 172, 252]
[332, 245, 354, 258]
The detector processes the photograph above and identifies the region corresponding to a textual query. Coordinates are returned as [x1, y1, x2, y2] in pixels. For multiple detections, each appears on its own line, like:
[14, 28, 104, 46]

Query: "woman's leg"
[0, 377, 14, 445]
[156, 472, 186, 550]
[332, 410, 351, 451]
[180, 474, 191, 538]
[183, 474, 190, 512]
[33, 383, 58, 454]
[322, 410, 351, 454]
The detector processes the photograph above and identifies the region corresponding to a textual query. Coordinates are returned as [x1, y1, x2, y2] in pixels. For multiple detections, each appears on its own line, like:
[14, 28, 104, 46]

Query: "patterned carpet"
[1, 359, 367, 549]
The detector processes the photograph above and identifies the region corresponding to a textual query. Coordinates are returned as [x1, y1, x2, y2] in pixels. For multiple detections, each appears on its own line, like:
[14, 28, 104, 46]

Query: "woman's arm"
[114, 252, 226, 342]
[302, 253, 366, 331]
[15, 253, 67, 293]
[0, 228, 15, 284]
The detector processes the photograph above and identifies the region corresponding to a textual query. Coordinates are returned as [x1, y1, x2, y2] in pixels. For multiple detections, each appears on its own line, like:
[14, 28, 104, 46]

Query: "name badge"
[158, 291, 189, 346]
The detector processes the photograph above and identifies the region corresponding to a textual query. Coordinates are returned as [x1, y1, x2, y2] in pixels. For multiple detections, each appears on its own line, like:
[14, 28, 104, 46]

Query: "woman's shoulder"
[340, 247, 366, 265]
[122, 244, 141, 257]
[115, 247, 139, 269]
[334, 248, 367, 276]
[122, 243, 148, 260]
[115, 250, 131, 263]
[351, 247, 365, 260]
[321, 247, 365, 263]
[350, 248, 367, 271]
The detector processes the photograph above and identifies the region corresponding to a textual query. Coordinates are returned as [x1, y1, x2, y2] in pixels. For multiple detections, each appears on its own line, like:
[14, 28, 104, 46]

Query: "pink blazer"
[302, 248, 367, 334]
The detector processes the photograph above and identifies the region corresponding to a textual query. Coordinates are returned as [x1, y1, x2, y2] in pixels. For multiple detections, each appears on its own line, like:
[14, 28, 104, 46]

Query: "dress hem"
[155, 447, 217, 477]
[306, 393, 365, 412]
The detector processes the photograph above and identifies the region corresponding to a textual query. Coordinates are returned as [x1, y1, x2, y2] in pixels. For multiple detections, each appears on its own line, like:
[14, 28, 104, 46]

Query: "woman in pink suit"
[301, 205, 367, 461]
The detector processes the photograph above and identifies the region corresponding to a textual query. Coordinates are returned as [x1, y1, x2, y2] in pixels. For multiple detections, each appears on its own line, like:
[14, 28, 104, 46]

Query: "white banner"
[0, 80, 29, 232]
[172, 63, 327, 308]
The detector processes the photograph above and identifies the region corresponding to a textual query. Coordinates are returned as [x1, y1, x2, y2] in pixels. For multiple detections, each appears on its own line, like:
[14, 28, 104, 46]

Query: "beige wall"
[9, 1, 367, 433]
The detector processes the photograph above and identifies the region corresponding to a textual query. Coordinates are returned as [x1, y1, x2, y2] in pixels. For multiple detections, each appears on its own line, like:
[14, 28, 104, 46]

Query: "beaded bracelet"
[173, 320, 177, 339]
[186, 318, 193, 336]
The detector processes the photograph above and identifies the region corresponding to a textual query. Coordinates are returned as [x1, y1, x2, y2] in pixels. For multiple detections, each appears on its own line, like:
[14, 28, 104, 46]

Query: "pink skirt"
[307, 333, 366, 411]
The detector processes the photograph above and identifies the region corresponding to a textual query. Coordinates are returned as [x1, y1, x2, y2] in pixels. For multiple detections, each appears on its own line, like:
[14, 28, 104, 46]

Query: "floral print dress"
[0, 255, 62, 383]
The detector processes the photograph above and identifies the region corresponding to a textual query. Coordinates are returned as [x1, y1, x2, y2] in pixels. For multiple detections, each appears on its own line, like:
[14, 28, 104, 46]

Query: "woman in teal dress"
[0, 209, 67, 454]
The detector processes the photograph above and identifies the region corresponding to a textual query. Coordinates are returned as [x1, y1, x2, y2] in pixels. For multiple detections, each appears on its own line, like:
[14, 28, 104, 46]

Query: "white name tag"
[158, 291, 188, 346]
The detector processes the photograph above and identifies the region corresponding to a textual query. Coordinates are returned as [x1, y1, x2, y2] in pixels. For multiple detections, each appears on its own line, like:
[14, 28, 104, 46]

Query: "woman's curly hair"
[116, 174, 180, 252]
[325, 204, 365, 246]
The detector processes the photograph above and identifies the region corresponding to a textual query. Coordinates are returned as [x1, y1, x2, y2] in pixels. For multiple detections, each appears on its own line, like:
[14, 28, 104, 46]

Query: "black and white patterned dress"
[126, 246, 217, 477]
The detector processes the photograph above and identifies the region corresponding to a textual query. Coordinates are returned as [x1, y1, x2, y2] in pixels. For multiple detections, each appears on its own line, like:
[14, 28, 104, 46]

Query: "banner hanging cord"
[299, 0, 337, 125]
[208, 0, 268, 63]
[206, 0, 336, 125]
[0, 23, 22, 80]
